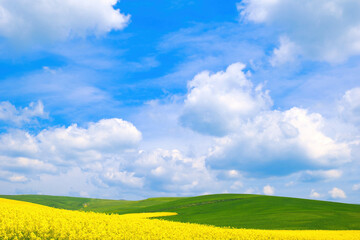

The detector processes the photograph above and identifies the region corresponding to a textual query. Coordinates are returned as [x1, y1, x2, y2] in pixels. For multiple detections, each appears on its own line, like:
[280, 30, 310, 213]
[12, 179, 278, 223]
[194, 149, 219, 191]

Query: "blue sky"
[0, 0, 359, 203]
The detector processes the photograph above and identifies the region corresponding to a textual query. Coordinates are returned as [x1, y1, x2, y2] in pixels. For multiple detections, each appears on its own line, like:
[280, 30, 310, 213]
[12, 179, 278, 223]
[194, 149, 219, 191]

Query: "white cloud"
[228, 170, 240, 178]
[338, 87, 360, 124]
[84, 147, 242, 196]
[41, 118, 141, 166]
[230, 181, 243, 190]
[0, 101, 47, 125]
[353, 183, 360, 191]
[0, 101, 232, 196]
[38, 118, 141, 156]
[180, 62, 272, 136]
[0, 170, 29, 183]
[9, 156, 57, 173]
[179, 63, 351, 176]
[132, 149, 217, 193]
[263, 185, 274, 195]
[237, 0, 278, 23]
[270, 36, 300, 66]
[310, 189, 321, 199]
[0, 155, 57, 184]
[0, 130, 39, 157]
[300, 169, 342, 182]
[0, 0, 130, 45]
[0, 170, 30, 183]
[0, 112, 227, 195]
[208, 107, 350, 176]
[101, 169, 144, 188]
[0, 117, 141, 182]
[8, 175, 28, 183]
[329, 187, 347, 199]
[239, 0, 360, 63]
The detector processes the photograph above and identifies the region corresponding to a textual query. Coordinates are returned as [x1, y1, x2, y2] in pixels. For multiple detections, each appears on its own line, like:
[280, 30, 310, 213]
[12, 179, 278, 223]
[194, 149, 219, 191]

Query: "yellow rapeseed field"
[0, 198, 359, 240]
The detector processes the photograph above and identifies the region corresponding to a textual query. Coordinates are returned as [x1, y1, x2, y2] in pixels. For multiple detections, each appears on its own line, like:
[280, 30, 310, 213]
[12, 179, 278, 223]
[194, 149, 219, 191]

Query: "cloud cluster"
[180, 63, 272, 137]
[100, 169, 144, 189]
[37, 118, 141, 161]
[338, 87, 360, 124]
[0, 2, 359, 202]
[86, 147, 235, 196]
[124, 149, 218, 194]
[180, 63, 351, 177]
[84, 144, 255, 198]
[310, 189, 321, 199]
[269, 36, 299, 66]
[208, 108, 350, 176]
[263, 185, 274, 195]
[238, 0, 360, 63]
[310, 188, 348, 199]
[329, 187, 347, 199]
[0, 118, 141, 183]
[0, 62, 351, 198]
[0, 112, 228, 196]
[0, 101, 242, 196]
[0, 101, 47, 126]
[299, 169, 342, 182]
[0, 0, 130, 45]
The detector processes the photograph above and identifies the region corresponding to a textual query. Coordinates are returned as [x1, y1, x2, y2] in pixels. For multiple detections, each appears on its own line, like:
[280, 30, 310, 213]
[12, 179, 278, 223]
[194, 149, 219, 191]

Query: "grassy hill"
[1, 194, 359, 230]
[0, 194, 180, 212]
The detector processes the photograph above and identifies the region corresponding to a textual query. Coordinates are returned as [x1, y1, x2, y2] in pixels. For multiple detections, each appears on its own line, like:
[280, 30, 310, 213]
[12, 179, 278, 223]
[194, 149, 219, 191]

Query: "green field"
[1, 194, 359, 230]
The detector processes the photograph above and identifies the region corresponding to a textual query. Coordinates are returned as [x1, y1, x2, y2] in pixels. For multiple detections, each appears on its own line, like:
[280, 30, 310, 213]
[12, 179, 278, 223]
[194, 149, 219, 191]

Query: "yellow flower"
[0, 198, 359, 240]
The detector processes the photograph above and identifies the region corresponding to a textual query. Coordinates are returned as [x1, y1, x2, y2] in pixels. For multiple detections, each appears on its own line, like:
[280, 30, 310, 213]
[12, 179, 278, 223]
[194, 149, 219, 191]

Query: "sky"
[0, 0, 359, 203]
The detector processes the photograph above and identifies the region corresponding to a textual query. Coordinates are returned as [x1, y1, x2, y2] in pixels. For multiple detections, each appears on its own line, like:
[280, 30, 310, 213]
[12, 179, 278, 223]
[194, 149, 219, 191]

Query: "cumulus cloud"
[180, 62, 272, 137]
[132, 149, 217, 193]
[228, 170, 241, 178]
[180, 63, 351, 176]
[208, 107, 350, 176]
[310, 189, 321, 199]
[338, 87, 360, 124]
[1, 156, 57, 174]
[38, 118, 141, 159]
[0, 170, 30, 183]
[0, 101, 47, 126]
[230, 181, 243, 190]
[0, 130, 39, 157]
[300, 169, 342, 182]
[100, 169, 144, 188]
[238, 0, 360, 63]
[87, 147, 240, 196]
[263, 185, 274, 195]
[0, 117, 141, 182]
[270, 36, 300, 66]
[329, 187, 347, 199]
[8, 175, 28, 183]
[0, 102, 227, 195]
[0, 112, 228, 195]
[0, 0, 130, 45]
[0, 155, 57, 183]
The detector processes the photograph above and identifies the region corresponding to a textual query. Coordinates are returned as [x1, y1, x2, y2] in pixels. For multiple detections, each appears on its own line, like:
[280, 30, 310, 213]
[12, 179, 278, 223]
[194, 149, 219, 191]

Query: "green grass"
[137, 194, 360, 230]
[0, 195, 91, 210]
[0, 194, 180, 212]
[1, 194, 359, 230]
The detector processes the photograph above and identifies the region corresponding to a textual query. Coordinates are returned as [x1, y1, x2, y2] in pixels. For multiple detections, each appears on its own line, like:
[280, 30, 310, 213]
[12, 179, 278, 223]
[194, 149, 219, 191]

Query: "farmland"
[1, 198, 360, 240]
[1, 193, 360, 230]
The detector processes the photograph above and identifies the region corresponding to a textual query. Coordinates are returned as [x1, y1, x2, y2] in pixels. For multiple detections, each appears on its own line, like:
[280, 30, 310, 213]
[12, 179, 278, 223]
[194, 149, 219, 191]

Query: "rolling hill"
[1, 194, 359, 230]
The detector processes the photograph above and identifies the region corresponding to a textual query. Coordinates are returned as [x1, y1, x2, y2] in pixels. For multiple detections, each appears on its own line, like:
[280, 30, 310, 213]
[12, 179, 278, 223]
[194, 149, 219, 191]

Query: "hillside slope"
[1, 194, 359, 230]
[0, 194, 180, 212]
